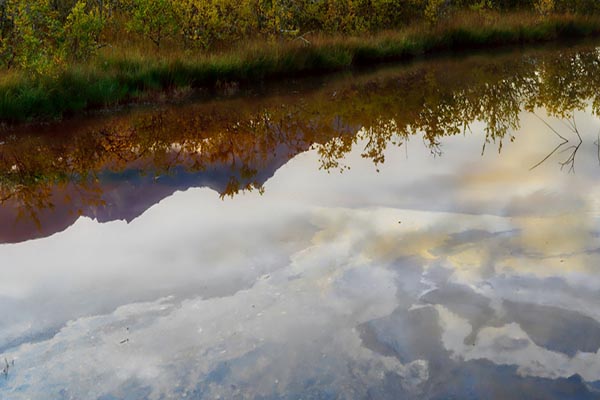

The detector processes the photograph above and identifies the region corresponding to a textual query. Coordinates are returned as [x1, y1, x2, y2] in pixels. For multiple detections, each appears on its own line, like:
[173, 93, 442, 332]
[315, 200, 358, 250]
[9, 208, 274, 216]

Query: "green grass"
[2, 12, 600, 123]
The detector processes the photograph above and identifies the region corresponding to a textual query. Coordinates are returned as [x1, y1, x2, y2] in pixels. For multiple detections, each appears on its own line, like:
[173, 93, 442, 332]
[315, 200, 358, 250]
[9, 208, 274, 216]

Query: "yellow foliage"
[63, 0, 105, 61]
[425, 0, 447, 25]
[176, 0, 259, 48]
[1, 0, 62, 74]
[1, 0, 600, 73]
[535, 0, 555, 16]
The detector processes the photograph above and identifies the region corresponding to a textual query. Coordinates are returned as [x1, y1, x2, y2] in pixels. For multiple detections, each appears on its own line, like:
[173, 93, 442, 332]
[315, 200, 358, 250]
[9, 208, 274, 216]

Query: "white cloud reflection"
[1, 108, 600, 398]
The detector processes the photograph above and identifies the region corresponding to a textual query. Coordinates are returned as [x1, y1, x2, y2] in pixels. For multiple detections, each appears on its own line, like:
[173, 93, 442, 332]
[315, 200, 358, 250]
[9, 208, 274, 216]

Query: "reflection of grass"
[2, 12, 600, 123]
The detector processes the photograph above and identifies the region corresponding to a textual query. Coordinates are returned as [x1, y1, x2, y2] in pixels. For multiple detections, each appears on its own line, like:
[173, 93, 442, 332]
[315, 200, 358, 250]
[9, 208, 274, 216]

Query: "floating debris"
[2, 358, 13, 380]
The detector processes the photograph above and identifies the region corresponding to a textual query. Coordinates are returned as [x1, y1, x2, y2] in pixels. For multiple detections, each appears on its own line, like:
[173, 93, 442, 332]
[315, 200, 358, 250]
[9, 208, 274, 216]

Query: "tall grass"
[2, 12, 600, 123]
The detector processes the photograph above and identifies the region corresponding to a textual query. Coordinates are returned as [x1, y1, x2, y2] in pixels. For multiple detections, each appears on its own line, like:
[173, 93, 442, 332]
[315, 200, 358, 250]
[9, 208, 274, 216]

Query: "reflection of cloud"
[0, 189, 318, 350]
[505, 190, 586, 217]
[505, 189, 595, 259]
[441, 311, 600, 383]
[2, 199, 600, 398]
[2, 109, 600, 398]
[1, 211, 428, 399]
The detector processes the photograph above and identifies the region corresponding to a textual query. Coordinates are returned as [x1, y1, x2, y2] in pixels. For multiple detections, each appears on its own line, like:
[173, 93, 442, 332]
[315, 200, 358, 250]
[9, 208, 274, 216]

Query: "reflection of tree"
[557, 115, 584, 173]
[530, 113, 584, 173]
[3, 45, 600, 229]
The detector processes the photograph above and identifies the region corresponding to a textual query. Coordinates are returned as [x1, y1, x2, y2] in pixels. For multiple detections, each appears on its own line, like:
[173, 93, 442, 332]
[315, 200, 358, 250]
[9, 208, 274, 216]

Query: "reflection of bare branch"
[530, 113, 583, 173]
[532, 112, 568, 142]
[529, 139, 568, 171]
[558, 143, 581, 173]
[569, 114, 582, 142]
[559, 114, 583, 174]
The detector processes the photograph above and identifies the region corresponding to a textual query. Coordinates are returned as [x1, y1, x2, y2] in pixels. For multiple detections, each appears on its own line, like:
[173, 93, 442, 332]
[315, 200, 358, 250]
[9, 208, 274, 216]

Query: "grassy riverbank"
[2, 12, 600, 123]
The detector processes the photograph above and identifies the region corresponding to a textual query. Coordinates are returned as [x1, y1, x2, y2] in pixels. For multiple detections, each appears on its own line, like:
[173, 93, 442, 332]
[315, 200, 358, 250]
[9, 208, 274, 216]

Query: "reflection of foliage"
[2, 45, 600, 224]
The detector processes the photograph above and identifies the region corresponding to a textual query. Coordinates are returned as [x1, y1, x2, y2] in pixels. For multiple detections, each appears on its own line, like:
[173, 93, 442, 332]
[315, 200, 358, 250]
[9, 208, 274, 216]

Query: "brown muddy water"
[1, 43, 600, 399]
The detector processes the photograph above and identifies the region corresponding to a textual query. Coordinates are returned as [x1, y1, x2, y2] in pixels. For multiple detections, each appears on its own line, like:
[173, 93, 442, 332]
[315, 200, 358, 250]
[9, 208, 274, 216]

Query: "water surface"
[2, 44, 600, 399]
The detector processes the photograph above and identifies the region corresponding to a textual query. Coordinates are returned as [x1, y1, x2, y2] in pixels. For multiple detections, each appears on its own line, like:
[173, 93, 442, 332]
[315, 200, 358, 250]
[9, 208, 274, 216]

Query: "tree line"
[1, 0, 600, 74]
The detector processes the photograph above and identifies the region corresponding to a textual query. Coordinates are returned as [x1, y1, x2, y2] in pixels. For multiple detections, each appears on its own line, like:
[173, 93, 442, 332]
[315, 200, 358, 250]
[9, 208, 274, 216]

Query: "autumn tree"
[127, 0, 177, 49]
[0, 0, 62, 73]
[62, 0, 104, 61]
[176, 0, 258, 48]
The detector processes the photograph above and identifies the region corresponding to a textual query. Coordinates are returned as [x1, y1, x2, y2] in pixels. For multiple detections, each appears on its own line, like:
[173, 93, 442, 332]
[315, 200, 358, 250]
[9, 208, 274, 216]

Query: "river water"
[1, 43, 600, 399]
